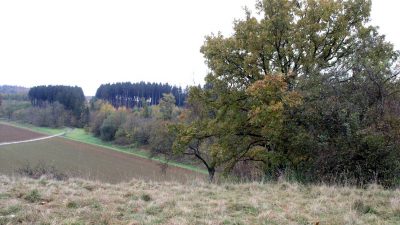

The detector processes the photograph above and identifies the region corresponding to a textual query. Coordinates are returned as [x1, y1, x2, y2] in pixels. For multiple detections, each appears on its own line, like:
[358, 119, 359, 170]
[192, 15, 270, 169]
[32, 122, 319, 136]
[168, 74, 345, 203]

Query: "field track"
[0, 124, 203, 183]
[0, 132, 65, 146]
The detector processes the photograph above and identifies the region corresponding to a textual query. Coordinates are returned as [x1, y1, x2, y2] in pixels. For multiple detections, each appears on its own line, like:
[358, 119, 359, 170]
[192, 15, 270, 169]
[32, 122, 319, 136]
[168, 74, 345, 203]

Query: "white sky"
[0, 0, 399, 96]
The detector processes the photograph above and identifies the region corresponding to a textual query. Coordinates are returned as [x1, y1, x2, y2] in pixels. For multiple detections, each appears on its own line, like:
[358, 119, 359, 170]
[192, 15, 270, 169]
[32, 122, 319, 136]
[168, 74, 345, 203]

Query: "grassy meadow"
[0, 176, 399, 225]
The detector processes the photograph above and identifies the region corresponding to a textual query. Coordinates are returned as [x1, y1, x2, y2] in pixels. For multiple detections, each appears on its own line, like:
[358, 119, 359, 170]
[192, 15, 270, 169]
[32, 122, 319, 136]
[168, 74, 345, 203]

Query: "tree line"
[95, 82, 187, 108]
[0, 85, 29, 95]
[28, 85, 86, 117]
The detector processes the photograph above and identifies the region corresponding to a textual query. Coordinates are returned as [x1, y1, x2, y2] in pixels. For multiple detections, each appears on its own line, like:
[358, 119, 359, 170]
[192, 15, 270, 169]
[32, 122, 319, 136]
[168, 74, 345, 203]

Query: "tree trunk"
[208, 167, 215, 182]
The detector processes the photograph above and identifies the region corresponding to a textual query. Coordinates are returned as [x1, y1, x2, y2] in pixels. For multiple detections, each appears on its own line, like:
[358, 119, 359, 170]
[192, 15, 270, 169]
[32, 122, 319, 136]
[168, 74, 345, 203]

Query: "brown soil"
[0, 125, 204, 183]
[0, 123, 45, 143]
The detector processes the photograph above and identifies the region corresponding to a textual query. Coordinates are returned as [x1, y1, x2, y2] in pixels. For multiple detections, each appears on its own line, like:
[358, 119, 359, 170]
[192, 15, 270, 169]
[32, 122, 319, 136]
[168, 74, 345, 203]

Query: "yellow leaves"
[116, 106, 129, 113]
[99, 102, 115, 115]
[210, 143, 223, 159]
[247, 74, 302, 106]
[269, 101, 284, 112]
[283, 91, 303, 108]
[247, 75, 287, 99]
[247, 146, 268, 159]
[246, 74, 302, 121]
[245, 74, 302, 138]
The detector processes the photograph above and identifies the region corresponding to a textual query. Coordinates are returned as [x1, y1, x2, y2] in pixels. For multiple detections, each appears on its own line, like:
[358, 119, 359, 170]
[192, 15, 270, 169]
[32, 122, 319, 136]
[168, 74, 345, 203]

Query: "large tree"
[174, 0, 400, 184]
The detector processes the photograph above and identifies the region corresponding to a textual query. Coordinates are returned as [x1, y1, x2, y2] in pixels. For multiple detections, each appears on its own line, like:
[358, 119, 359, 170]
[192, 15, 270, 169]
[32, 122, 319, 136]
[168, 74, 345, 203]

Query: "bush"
[99, 108, 128, 141]
[16, 162, 68, 181]
[117, 114, 153, 145]
[100, 118, 118, 141]
[140, 194, 151, 202]
[148, 120, 175, 156]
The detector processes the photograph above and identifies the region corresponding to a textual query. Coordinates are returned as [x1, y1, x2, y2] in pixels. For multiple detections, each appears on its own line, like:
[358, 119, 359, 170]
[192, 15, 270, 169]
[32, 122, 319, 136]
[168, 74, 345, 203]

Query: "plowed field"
[0, 123, 45, 142]
[0, 124, 203, 183]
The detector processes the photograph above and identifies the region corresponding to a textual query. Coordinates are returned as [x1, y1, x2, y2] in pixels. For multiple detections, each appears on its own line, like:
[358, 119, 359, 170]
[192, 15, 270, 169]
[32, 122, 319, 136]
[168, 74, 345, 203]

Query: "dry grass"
[0, 175, 399, 225]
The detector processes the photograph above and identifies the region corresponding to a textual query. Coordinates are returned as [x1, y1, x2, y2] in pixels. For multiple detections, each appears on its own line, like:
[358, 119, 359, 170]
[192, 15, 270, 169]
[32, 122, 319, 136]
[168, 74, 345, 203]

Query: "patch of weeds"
[341, 190, 352, 196]
[353, 199, 377, 214]
[67, 201, 79, 209]
[293, 216, 310, 225]
[280, 183, 289, 190]
[0, 217, 9, 225]
[16, 162, 68, 181]
[83, 185, 96, 192]
[391, 210, 400, 221]
[151, 217, 167, 224]
[141, 194, 151, 202]
[69, 222, 85, 225]
[164, 200, 176, 208]
[222, 219, 245, 225]
[24, 189, 41, 203]
[39, 179, 48, 186]
[91, 201, 102, 210]
[123, 192, 136, 199]
[261, 220, 281, 225]
[225, 185, 235, 191]
[145, 205, 163, 216]
[227, 203, 259, 215]
[0, 205, 21, 216]
[0, 193, 11, 199]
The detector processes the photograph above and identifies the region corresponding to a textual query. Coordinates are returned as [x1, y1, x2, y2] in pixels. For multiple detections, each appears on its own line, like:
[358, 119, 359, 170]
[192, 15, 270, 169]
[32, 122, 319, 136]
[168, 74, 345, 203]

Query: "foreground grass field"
[0, 175, 399, 225]
[0, 124, 203, 183]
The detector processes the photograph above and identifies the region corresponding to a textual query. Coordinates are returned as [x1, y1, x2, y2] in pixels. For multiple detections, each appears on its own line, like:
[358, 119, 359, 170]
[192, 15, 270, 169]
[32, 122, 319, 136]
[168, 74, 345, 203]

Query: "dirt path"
[0, 132, 65, 146]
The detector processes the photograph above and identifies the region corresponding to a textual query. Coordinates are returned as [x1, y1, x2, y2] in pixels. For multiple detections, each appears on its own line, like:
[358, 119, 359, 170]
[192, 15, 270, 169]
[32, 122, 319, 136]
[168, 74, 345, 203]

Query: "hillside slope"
[0, 176, 399, 225]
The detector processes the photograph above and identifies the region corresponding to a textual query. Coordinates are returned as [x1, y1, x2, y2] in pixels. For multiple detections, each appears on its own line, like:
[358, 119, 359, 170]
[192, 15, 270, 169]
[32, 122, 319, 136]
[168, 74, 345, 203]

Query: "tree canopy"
[173, 0, 400, 185]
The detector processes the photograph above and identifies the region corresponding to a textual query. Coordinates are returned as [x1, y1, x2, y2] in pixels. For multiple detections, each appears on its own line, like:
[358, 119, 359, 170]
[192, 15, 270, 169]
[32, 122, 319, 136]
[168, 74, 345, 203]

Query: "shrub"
[25, 189, 41, 203]
[100, 118, 118, 141]
[99, 109, 128, 141]
[352, 199, 377, 214]
[140, 194, 151, 202]
[67, 201, 79, 209]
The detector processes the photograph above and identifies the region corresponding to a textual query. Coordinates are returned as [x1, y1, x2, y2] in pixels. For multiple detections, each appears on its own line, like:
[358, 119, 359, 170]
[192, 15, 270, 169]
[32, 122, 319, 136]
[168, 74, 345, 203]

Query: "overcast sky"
[0, 0, 399, 96]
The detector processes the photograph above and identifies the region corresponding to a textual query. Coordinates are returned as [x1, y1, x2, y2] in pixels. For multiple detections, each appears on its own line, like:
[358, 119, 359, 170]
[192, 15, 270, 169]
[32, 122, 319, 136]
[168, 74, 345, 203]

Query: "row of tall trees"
[28, 85, 86, 120]
[95, 82, 187, 108]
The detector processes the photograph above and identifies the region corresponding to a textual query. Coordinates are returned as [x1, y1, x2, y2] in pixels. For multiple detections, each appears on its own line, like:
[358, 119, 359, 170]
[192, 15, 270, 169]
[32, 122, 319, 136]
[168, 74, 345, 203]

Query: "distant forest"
[95, 82, 187, 108]
[28, 85, 86, 117]
[0, 85, 29, 101]
[0, 85, 29, 95]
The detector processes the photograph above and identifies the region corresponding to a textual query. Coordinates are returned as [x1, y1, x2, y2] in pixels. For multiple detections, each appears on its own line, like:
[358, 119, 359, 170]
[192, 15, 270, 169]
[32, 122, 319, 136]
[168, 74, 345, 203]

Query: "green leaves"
[159, 93, 176, 121]
[174, 0, 400, 185]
